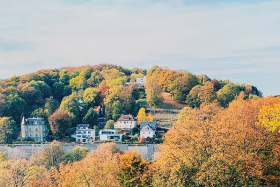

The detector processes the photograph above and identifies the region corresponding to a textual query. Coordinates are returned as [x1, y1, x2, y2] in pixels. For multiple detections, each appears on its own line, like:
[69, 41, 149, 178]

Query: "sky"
[0, 0, 279, 96]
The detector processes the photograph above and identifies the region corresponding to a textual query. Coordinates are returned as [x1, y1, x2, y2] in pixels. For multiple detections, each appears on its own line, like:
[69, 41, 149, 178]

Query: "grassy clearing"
[152, 113, 178, 128]
[159, 92, 188, 110]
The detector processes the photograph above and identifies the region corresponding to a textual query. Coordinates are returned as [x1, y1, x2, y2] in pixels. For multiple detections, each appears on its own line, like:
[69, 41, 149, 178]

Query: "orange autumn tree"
[154, 96, 280, 186]
[117, 149, 153, 187]
[50, 143, 122, 187]
[154, 103, 222, 186]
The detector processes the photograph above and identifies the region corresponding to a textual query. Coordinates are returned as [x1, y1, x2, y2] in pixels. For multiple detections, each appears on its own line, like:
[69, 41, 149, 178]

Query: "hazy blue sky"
[0, 0, 279, 96]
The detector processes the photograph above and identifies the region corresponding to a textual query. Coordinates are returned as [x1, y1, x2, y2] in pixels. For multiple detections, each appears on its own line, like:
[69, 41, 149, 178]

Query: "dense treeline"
[145, 66, 262, 108]
[1, 96, 280, 186]
[0, 64, 261, 142]
[0, 64, 146, 141]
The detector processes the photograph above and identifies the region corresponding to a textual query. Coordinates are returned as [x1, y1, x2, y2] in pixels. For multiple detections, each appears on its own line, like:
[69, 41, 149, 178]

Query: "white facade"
[99, 129, 122, 141]
[140, 125, 156, 138]
[114, 115, 137, 130]
[21, 117, 49, 142]
[115, 120, 137, 129]
[140, 122, 157, 138]
[136, 76, 146, 86]
[72, 124, 95, 143]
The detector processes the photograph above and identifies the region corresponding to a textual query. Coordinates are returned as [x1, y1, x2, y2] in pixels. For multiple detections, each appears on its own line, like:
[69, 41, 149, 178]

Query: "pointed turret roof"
[21, 116, 25, 125]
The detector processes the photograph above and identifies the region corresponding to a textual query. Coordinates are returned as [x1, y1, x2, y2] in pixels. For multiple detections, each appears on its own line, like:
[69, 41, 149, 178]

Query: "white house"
[136, 76, 146, 86]
[114, 114, 137, 130]
[21, 117, 49, 142]
[99, 129, 122, 141]
[72, 124, 95, 143]
[140, 122, 156, 138]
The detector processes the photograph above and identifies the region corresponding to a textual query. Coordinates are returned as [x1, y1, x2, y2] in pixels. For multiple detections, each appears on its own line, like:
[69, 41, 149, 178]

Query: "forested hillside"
[145, 66, 262, 108]
[0, 64, 261, 142]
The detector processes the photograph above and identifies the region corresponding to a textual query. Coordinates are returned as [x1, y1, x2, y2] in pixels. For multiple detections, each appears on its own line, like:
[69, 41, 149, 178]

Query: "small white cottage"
[140, 122, 156, 138]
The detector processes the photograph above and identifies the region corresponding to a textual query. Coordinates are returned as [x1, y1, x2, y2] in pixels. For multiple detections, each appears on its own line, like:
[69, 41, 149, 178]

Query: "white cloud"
[0, 0, 279, 95]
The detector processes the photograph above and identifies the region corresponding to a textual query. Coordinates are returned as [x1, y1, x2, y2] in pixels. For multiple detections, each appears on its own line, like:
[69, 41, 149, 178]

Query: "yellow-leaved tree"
[137, 108, 154, 125]
[137, 108, 147, 125]
[146, 114, 154, 122]
[258, 97, 280, 132]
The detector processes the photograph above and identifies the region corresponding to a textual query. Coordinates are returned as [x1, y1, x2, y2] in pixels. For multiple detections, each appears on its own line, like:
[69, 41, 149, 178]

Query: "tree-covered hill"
[0, 64, 262, 141]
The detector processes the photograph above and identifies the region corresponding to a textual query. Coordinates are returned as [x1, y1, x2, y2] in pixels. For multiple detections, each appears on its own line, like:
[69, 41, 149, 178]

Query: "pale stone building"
[114, 114, 137, 130]
[21, 117, 49, 142]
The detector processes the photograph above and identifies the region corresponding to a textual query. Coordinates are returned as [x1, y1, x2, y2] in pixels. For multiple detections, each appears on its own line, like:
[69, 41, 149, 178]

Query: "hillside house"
[136, 76, 146, 86]
[140, 122, 157, 138]
[99, 129, 122, 141]
[21, 117, 49, 142]
[72, 124, 95, 143]
[114, 114, 137, 130]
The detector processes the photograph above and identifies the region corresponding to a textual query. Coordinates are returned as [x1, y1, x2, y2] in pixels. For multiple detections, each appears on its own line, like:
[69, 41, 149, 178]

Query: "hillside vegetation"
[1, 96, 280, 186]
[0, 64, 261, 142]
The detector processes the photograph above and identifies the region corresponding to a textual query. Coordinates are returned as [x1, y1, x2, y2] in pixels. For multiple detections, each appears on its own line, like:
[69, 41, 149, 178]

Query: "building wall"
[140, 130, 155, 138]
[115, 121, 137, 129]
[21, 124, 47, 142]
[75, 129, 95, 142]
[0, 144, 158, 160]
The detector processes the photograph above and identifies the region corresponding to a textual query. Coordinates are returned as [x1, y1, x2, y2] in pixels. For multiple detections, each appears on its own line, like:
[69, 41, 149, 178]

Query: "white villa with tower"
[21, 117, 49, 142]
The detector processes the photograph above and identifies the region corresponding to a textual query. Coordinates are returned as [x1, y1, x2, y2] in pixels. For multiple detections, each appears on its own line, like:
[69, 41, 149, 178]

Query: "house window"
[43, 127, 45, 131]
[84, 131, 86, 134]
[143, 132, 145, 134]
[36, 128, 38, 131]
[149, 132, 150, 134]
[29, 128, 32, 131]
[30, 134, 32, 137]
[35, 134, 38, 137]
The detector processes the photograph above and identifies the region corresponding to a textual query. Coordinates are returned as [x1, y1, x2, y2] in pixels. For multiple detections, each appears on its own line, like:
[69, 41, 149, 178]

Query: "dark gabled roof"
[117, 115, 136, 121]
[77, 124, 89, 128]
[140, 122, 157, 130]
[24, 118, 47, 125]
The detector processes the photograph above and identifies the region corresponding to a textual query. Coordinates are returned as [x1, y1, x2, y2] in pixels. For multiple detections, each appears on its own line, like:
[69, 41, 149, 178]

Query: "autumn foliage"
[155, 95, 280, 186]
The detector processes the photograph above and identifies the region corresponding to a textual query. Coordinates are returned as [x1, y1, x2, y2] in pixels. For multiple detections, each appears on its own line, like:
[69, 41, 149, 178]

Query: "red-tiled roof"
[94, 106, 101, 112]
[117, 114, 136, 121]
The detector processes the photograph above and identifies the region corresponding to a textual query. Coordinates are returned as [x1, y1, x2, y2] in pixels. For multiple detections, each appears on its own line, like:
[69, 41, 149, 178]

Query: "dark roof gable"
[140, 122, 157, 130]
[23, 118, 47, 126]
[77, 124, 89, 128]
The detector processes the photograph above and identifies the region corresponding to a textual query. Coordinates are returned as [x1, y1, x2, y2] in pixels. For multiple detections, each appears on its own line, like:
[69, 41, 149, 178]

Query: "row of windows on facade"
[77, 131, 92, 134]
[28, 133, 46, 137]
[29, 128, 45, 131]
[122, 121, 133, 124]
[142, 132, 151, 134]
[77, 135, 92, 138]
